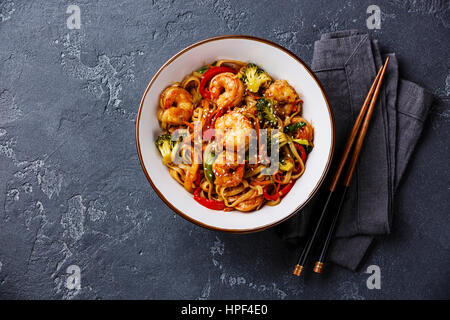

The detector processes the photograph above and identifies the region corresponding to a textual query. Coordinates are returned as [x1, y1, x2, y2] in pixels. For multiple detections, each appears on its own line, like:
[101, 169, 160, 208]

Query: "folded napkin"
[276, 30, 433, 271]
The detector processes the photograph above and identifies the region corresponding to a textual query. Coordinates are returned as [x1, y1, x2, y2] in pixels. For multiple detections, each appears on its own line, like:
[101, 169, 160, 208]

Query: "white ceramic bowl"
[136, 35, 334, 233]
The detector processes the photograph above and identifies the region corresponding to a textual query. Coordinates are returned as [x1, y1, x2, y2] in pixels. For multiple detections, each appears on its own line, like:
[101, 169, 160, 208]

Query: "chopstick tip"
[313, 261, 324, 274]
[292, 264, 303, 277]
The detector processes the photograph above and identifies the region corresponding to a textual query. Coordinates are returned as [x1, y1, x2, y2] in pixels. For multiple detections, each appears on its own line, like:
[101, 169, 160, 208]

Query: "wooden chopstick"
[313, 56, 390, 274]
[341, 58, 390, 187]
[328, 61, 384, 192]
[292, 57, 390, 277]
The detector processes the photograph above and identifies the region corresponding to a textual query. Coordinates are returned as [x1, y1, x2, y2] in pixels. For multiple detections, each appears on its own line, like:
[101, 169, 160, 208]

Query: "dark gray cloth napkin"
[276, 30, 433, 271]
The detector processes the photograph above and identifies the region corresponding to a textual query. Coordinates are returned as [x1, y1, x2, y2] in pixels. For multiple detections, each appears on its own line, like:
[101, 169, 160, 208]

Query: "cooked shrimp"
[265, 80, 298, 103]
[215, 110, 253, 151]
[235, 194, 264, 212]
[184, 163, 199, 193]
[160, 87, 194, 125]
[213, 151, 244, 188]
[291, 116, 314, 141]
[209, 72, 244, 109]
[264, 80, 299, 117]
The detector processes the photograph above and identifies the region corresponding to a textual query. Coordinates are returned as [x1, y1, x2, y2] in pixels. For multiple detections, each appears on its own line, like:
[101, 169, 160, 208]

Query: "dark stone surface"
[0, 0, 449, 299]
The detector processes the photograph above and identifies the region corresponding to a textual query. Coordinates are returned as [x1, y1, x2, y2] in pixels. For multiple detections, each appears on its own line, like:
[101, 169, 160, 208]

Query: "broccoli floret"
[279, 157, 294, 172]
[272, 131, 288, 147]
[155, 134, 174, 164]
[240, 63, 272, 93]
[256, 98, 278, 127]
[284, 121, 306, 134]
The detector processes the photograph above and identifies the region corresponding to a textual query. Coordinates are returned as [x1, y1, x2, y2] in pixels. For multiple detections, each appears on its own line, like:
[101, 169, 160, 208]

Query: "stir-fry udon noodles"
[155, 60, 314, 212]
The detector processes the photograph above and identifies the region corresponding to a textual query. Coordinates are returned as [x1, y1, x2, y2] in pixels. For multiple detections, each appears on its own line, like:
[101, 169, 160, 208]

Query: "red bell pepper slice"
[202, 106, 230, 140]
[202, 127, 215, 141]
[199, 66, 237, 99]
[263, 186, 280, 201]
[263, 180, 295, 201]
[193, 187, 226, 210]
[279, 181, 295, 196]
[210, 106, 228, 126]
[294, 144, 307, 163]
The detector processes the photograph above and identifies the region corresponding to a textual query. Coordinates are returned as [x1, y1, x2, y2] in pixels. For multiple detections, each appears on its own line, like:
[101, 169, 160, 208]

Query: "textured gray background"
[0, 0, 449, 300]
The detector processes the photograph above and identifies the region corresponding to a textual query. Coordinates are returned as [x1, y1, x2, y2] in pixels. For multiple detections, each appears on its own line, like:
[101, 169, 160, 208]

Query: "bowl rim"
[135, 34, 335, 234]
